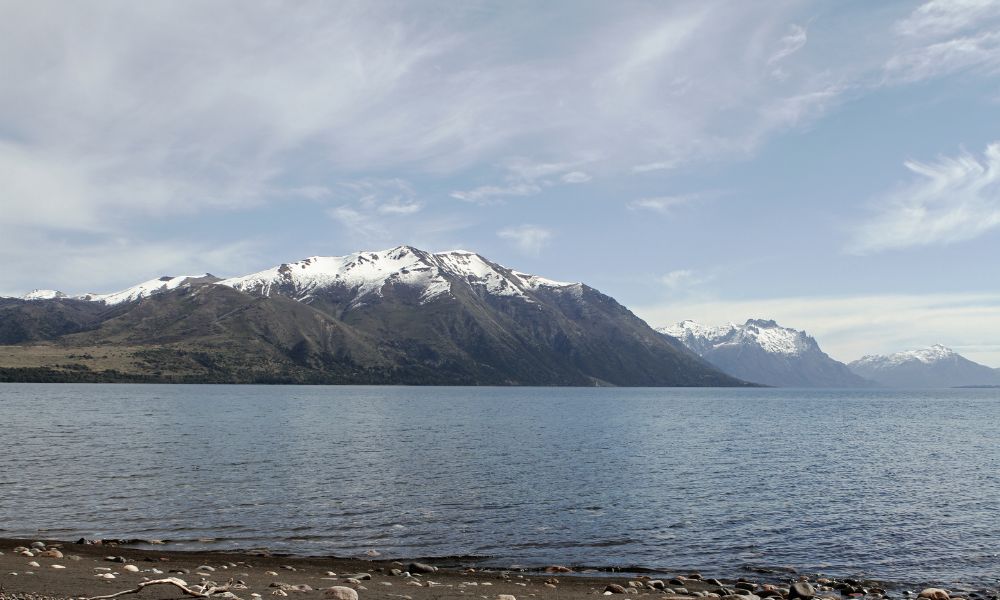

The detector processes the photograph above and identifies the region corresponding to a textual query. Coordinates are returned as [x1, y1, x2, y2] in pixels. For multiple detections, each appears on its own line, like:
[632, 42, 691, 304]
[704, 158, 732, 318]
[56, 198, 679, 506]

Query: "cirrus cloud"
[848, 142, 1000, 254]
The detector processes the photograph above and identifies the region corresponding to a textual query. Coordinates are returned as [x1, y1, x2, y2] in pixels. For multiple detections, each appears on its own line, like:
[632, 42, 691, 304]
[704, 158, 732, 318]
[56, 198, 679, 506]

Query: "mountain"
[849, 345, 1000, 388]
[659, 318, 872, 388]
[0, 246, 746, 387]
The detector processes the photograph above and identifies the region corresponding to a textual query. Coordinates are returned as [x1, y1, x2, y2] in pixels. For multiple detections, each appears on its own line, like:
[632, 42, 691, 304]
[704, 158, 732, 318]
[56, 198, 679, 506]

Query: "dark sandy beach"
[2, 538, 995, 600]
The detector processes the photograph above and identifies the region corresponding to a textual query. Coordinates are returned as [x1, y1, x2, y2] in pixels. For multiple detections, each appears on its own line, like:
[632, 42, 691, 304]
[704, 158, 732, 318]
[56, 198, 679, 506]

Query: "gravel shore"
[1, 539, 996, 600]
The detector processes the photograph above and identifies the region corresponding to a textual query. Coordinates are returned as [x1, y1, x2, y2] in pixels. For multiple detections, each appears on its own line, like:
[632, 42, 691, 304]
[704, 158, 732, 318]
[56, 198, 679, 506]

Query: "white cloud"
[0, 1, 871, 244]
[628, 194, 700, 214]
[768, 24, 808, 79]
[884, 31, 1000, 83]
[561, 171, 592, 184]
[497, 225, 553, 256]
[884, 0, 1000, 83]
[326, 178, 425, 244]
[378, 201, 422, 215]
[848, 142, 1000, 254]
[450, 183, 541, 204]
[632, 292, 1000, 367]
[451, 159, 588, 203]
[0, 231, 263, 297]
[632, 160, 681, 173]
[894, 0, 1000, 38]
[660, 269, 711, 290]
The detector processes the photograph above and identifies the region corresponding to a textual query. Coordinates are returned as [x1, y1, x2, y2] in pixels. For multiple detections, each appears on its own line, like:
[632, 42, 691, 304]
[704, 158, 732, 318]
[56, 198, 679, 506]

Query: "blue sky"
[2, 0, 1000, 365]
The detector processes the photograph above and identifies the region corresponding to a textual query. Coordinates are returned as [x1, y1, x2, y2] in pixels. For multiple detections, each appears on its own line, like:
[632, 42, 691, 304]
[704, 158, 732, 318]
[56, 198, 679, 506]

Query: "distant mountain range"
[0, 246, 743, 387]
[849, 345, 1000, 388]
[659, 319, 872, 388]
[5, 246, 997, 388]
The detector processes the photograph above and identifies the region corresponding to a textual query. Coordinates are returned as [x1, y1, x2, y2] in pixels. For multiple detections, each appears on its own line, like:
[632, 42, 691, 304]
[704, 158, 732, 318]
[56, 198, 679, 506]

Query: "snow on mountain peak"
[22, 289, 67, 300]
[81, 275, 211, 305]
[217, 246, 579, 305]
[12, 246, 580, 308]
[660, 318, 815, 356]
[854, 344, 959, 367]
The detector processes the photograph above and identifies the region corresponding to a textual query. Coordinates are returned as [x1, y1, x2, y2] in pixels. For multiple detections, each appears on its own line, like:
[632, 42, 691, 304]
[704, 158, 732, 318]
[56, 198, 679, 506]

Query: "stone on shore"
[407, 562, 437, 574]
[605, 584, 627, 594]
[789, 582, 816, 600]
[124, 564, 140, 572]
[919, 589, 950, 600]
[325, 586, 359, 600]
[498, 595, 517, 600]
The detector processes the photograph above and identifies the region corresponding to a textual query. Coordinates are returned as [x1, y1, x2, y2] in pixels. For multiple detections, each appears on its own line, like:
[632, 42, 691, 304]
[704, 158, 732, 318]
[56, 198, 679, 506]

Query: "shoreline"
[2, 538, 996, 600]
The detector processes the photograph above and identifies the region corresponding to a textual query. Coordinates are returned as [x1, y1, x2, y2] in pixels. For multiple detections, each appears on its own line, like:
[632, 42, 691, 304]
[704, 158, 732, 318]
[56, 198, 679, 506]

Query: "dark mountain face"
[0, 248, 747, 386]
[0, 298, 117, 344]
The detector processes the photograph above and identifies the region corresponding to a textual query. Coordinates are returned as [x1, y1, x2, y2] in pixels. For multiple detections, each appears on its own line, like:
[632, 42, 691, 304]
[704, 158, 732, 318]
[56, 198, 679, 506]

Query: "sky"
[2, 0, 1000, 366]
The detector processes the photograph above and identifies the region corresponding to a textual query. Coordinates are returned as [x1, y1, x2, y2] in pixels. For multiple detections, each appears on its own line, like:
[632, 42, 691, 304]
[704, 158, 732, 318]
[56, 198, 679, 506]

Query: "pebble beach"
[1, 539, 996, 600]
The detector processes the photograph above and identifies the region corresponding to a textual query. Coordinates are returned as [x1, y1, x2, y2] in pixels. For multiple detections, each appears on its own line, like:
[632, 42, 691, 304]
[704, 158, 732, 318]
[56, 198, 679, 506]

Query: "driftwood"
[83, 577, 239, 600]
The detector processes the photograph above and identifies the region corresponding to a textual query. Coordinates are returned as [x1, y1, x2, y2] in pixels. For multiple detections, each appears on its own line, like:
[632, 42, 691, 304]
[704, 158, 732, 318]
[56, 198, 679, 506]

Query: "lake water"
[1, 384, 998, 588]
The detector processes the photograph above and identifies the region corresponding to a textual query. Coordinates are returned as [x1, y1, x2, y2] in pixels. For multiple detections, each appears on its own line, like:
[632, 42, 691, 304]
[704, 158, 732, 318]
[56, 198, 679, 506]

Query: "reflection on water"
[1, 384, 998, 587]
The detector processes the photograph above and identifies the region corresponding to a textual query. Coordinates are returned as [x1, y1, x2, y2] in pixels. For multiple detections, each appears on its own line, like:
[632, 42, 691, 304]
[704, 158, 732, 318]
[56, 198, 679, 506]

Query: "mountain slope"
[660, 319, 872, 388]
[0, 297, 118, 345]
[849, 345, 1000, 388]
[0, 246, 746, 387]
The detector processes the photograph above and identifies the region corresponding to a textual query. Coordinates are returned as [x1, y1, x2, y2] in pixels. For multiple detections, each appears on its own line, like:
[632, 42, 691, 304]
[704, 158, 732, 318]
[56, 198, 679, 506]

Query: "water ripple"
[1, 384, 998, 587]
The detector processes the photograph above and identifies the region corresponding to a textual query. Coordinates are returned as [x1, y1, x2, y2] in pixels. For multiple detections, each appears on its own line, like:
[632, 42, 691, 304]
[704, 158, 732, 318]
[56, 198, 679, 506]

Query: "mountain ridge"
[0, 246, 746, 387]
[849, 345, 1000, 388]
[660, 318, 872, 388]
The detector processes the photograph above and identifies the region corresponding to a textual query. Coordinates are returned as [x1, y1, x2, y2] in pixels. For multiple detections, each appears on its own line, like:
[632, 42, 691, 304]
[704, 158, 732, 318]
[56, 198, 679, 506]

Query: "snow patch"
[81, 275, 208, 305]
[22, 289, 67, 300]
[661, 318, 815, 357]
[218, 246, 581, 306]
[853, 344, 958, 368]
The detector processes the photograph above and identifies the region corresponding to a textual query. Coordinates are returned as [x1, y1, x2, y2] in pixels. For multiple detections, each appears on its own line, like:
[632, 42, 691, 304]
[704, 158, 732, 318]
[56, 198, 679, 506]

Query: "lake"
[1, 384, 998, 588]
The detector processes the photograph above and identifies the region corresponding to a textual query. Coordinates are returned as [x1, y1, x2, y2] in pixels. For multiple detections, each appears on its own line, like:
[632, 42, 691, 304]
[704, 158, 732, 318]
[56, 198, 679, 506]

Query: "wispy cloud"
[848, 142, 1000, 254]
[327, 178, 425, 244]
[628, 194, 701, 215]
[632, 160, 681, 173]
[894, 0, 1000, 38]
[561, 171, 592, 184]
[660, 269, 712, 291]
[497, 225, 553, 256]
[450, 183, 541, 204]
[768, 24, 808, 80]
[885, 31, 1000, 83]
[451, 159, 590, 203]
[884, 0, 1000, 83]
[0, 230, 264, 297]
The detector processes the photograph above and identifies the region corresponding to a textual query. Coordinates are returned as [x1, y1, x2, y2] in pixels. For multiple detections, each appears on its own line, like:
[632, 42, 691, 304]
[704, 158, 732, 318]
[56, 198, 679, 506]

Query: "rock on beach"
[325, 586, 359, 600]
[789, 582, 816, 600]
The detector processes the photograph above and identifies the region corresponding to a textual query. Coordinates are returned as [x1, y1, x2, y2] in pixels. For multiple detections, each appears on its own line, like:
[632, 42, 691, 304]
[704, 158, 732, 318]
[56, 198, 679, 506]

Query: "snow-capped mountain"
[660, 318, 872, 388]
[849, 345, 1000, 388]
[1, 246, 743, 387]
[21, 289, 67, 300]
[13, 276, 218, 306]
[217, 246, 580, 305]
[14, 246, 580, 309]
[79, 274, 219, 305]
